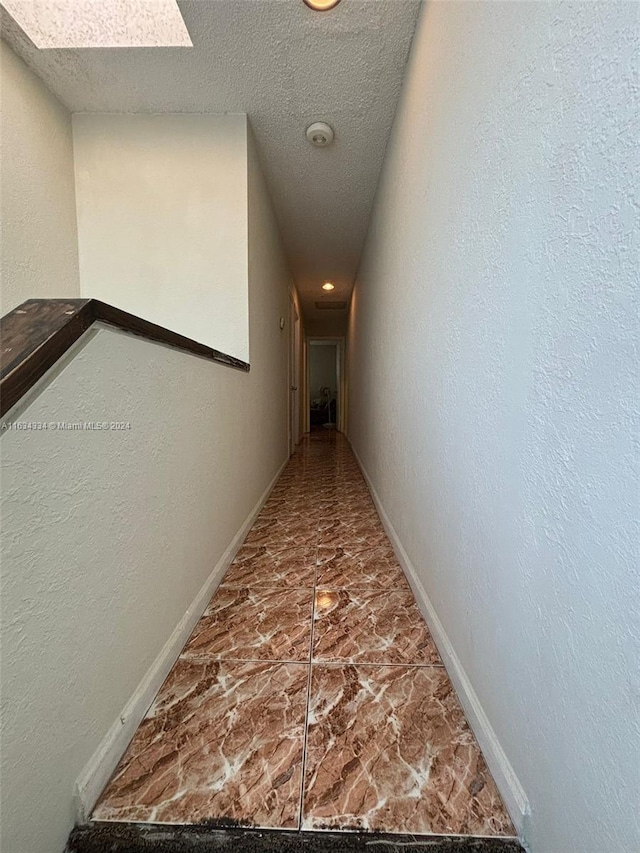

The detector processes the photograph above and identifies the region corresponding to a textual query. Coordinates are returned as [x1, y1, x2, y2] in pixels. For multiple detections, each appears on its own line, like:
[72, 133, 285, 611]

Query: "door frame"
[305, 337, 346, 434]
[288, 293, 302, 455]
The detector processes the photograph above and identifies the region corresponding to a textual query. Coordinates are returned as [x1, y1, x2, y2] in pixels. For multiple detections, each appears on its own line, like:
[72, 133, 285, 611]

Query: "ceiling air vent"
[315, 301, 347, 310]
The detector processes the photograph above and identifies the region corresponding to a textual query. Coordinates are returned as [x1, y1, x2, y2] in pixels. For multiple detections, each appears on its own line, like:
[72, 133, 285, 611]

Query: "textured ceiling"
[1, 0, 420, 323]
[1, 1, 192, 48]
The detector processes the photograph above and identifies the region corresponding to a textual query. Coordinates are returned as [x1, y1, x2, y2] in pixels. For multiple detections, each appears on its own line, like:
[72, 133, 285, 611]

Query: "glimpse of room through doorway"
[308, 339, 341, 432]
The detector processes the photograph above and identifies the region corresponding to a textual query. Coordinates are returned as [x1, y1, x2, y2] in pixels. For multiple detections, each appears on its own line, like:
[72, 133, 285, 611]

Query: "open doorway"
[307, 338, 345, 433]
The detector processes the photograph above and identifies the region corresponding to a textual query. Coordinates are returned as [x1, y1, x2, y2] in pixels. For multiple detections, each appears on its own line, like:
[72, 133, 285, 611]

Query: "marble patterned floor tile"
[313, 589, 442, 665]
[321, 481, 368, 493]
[244, 516, 318, 547]
[263, 498, 316, 511]
[181, 587, 313, 662]
[315, 495, 374, 509]
[316, 545, 410, 590]
[302, 664, 515, 837]
[311, 480, 367, 493]
[318, 508, 381, 527]
[222, 545, 316, 588]
[316, 498, 377, 516]
[318, 518, 388, 549]
[92, 431, 514, 840]
[261, 497, 303, 514]
[268, 487, 319, 501]
[93, 659, 307, 828]
[255, 510, 323, 528]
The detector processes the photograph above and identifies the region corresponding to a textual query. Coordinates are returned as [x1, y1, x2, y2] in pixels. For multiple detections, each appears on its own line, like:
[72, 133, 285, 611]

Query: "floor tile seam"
[312, 584, 413, 592]
[298, 825, 521, 841]
[91, 818, 300, 833]
[316, 542, 390, 551]
[219, 584, 316, 590]
[289, 490, 365, 493]
[315, 545, 401, 555]
[176, 655, 314, 666]
[318, 529, 387, 536]
[256, 515, 325, 521]
[311, 587, 411, 593]
[258, 514, 379, 520]
[282, 457, 318, 831]
[245, 539, 318, 547]
[310, 659, 446, 668]
[257, 518, 325, 524]
[202, 585, 315, 598]
[298, 518, 320, 831]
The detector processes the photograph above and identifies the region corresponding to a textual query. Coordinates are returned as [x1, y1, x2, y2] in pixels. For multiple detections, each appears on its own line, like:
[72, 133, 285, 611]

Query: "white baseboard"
[74, 456, 289, 822]
[349, 441, 530, 843]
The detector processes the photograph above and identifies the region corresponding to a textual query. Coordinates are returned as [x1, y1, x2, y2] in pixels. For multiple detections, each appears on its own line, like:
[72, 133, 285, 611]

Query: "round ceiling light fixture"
[306, 121, 334, 147]
[303, 0, 341, 11]
[322, 282, 335, 291]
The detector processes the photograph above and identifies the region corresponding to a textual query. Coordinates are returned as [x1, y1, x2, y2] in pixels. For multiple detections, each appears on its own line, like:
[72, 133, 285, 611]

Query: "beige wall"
[347, 3, 639, 852]
[0, 40, 80, 314]
[1, 139, 292, 853]
[247, 126, 305, 449]
[305, 315, 346, 337]
[73, 113, 249, 360]
[247, 124, 292, 469]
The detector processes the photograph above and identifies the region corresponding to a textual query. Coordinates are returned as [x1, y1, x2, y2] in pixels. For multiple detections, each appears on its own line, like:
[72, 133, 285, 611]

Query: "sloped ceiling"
[1, 0, 420, 324]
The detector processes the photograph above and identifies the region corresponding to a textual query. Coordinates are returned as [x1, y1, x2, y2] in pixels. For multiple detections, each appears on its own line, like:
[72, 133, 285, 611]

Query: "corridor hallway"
[92, 431, 515, 840]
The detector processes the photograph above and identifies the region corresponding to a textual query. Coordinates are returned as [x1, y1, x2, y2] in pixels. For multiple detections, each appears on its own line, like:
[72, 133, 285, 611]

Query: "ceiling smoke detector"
[306, 122, 334, 147]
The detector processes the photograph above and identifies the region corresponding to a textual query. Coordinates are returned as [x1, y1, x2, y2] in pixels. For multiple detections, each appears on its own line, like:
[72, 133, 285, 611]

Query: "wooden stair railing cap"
[0, 298, 249, 417]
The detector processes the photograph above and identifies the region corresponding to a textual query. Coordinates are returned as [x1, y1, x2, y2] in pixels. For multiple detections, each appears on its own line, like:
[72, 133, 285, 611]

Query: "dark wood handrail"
[0, 298, 250, 417]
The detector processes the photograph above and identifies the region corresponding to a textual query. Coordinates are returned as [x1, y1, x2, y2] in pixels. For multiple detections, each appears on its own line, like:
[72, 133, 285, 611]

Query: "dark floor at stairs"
[67, 823, 526, 853]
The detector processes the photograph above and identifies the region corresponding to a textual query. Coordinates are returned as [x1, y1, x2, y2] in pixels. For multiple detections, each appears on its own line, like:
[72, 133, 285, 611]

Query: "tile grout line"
[305, 660, 445, 668]
[297, 512, 319, 831]
[278, 450, 312, 832]
[178, 657, 444, 668]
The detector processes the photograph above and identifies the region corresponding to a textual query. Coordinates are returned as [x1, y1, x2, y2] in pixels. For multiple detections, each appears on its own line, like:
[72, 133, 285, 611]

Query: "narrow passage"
[94, 431, 515, 839]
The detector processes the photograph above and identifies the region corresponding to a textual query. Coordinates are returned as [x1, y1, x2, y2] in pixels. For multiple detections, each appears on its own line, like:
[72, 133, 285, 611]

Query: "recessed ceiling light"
[322, 282, 335, 291]
[2, 0, 193, 49]
[303, 0, 341, 11]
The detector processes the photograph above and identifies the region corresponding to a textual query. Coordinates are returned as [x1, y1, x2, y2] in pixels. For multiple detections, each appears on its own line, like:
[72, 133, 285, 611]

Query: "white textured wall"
[347, 3, 639, 852]
[0, 40, 80, 314]
[1, 146, 290, 853]
[73, 113, 249, 360]
[247, 125, 291, 479]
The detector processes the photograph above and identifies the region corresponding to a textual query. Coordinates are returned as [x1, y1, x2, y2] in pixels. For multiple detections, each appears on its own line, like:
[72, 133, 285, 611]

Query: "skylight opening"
[1, 0, 193, 49]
